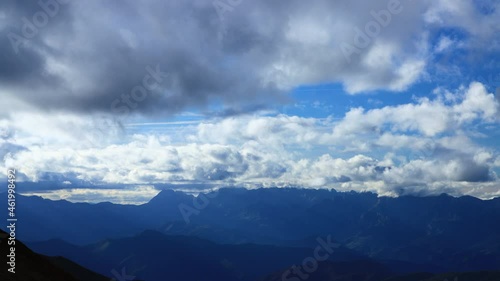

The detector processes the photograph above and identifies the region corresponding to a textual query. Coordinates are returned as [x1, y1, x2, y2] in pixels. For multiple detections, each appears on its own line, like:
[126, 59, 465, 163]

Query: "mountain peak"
[147, 189, 190, 204]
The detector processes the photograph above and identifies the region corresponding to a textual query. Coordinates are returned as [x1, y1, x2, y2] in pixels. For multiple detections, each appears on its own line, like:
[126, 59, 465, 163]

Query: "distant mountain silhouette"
[6, 188, 500, 273]
[30, 229, 368, 281]
[29, 230, 500, 281]
[0, 229, 108, 281]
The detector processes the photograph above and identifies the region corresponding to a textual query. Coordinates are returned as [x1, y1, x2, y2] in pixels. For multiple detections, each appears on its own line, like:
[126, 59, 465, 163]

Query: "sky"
[0, 0, 499, 204]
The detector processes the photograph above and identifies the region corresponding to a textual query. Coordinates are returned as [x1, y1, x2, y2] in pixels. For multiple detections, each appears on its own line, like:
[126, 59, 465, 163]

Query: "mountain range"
[2, 187, 500, 280]
[24, 229, 500, 281]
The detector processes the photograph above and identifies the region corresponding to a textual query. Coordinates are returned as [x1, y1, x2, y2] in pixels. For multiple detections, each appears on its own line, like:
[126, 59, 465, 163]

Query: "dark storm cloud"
[0, 0, 290, 116]
[1, 0, 448, 116]
[0, 1, 49, 82]
[0, 40, 44, 83]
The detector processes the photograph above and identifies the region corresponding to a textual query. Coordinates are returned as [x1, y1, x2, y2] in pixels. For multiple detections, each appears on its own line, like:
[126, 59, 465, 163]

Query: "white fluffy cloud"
[333, 82, 499, 137]
[1, 83, 498, 201]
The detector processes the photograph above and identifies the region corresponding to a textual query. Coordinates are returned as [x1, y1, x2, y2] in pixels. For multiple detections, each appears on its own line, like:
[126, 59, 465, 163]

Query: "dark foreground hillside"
[0, 229, 108, 281]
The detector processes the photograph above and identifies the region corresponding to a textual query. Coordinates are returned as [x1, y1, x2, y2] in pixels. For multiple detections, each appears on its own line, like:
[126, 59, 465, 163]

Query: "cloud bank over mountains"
[0, 0, 499, 202]
[2, 82, 499, 201]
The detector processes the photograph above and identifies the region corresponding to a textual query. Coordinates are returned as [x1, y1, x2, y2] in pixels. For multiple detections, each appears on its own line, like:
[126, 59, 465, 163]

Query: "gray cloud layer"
[2, 0, 498, 116]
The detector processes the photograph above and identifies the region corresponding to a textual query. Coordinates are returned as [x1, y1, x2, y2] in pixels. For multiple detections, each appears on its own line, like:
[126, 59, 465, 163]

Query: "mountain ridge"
[4, 187, 500, 273]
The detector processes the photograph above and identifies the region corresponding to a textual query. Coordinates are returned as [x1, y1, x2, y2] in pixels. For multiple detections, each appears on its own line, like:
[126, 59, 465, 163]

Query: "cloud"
[22, 185, 160, 205]
[332, 82, 499, 137]
[435, 36, 455, 53]
[424, 0, 500, 44]
[1, 83, 498, 199]
[1, 0, 498, 117]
